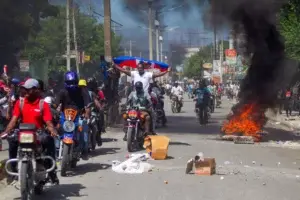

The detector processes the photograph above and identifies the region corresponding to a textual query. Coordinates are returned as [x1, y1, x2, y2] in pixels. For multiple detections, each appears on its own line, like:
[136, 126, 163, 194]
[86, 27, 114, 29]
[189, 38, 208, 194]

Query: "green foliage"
[23, 5, 122, 73]
[279, 0, 300, 60]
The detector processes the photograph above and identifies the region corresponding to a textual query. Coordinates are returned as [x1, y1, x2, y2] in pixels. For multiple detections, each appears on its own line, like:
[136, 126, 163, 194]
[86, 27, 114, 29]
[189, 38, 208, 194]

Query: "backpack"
[19, 98, 44, 116]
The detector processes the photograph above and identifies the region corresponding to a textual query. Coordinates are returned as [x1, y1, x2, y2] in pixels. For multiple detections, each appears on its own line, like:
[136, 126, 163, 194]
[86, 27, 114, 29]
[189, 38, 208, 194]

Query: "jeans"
[78, 118, 89, 154]
[196, 103, 208, 125]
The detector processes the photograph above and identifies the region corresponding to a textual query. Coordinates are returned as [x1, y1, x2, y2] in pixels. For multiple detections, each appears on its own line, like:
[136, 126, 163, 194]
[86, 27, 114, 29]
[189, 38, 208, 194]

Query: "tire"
[127, 127, 135, 152]
[90, 126, 97, 151]
[60, 144, 71, 177]
[20, 162, 33, 200]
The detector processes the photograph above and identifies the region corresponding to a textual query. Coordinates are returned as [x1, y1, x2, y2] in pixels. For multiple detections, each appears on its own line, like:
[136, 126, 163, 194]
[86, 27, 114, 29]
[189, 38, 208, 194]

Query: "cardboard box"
[194, 158, 216, 175]
[143, 135, 170, 160]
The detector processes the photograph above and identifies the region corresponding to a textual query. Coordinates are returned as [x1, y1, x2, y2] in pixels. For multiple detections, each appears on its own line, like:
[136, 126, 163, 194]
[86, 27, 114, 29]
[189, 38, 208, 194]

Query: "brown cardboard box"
[143, 135, 170, 160]
[194, 158, 216, 175]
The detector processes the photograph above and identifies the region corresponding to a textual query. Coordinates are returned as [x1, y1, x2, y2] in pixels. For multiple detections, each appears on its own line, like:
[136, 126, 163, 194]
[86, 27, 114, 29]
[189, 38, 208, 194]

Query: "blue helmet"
[64, 71, 79, 89]
[11, 78, 20, 85]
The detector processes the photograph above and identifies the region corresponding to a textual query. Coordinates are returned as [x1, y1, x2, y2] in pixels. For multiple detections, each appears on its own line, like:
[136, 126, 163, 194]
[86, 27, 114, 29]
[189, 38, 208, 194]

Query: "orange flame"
[222, 103, 264, 142]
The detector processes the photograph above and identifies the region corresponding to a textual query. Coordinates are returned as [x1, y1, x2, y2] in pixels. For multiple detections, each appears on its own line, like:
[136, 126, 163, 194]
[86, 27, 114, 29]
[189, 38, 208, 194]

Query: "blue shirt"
[100, 61, 108, 80]
[194, 87, 210, 104]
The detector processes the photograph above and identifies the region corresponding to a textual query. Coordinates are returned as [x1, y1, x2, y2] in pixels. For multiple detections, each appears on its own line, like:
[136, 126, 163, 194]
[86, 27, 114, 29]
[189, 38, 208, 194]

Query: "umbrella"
[150, 60, 169, 72]
[113, 56, 152, 69]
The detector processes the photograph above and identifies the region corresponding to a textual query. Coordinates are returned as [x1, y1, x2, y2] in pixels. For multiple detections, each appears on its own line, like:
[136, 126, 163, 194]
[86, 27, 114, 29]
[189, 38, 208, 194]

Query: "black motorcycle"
[5, 124, 56, 200]
[87, 103, 102, 151]
[155, 96, 167, 128]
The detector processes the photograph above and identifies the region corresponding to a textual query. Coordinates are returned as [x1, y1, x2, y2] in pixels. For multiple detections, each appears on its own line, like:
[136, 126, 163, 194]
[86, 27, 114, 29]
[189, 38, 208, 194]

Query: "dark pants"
[284, 99, 293, 117]
[196, 103, 208, 125]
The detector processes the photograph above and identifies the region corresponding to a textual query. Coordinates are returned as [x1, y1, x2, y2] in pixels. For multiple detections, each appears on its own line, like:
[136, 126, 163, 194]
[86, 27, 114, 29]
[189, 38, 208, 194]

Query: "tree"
[0, 0, 58, 74]
[23, 6, 122, 75]
[279, 0, 300, 60]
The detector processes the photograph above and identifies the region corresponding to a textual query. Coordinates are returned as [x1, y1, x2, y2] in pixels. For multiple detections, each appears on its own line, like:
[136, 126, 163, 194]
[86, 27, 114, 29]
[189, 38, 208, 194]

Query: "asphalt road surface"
[1, 96, 300, 200]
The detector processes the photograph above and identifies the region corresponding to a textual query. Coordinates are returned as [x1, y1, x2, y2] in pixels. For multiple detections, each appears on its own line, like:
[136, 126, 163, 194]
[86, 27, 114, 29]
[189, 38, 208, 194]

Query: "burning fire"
[222, 103, 266, 142]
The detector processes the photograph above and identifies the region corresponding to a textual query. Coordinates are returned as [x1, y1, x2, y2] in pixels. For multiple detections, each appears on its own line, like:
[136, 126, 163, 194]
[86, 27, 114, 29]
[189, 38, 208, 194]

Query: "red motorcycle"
[122, 106, 146, 152]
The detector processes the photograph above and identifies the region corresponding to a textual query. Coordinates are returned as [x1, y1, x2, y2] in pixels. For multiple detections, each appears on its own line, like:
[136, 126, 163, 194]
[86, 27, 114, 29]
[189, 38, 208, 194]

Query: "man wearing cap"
[1, 78, 59, 184]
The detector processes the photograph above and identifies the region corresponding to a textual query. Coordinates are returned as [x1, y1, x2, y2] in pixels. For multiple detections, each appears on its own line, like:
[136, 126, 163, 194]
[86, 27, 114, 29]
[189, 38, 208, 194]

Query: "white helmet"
[44, 96, 52, 105]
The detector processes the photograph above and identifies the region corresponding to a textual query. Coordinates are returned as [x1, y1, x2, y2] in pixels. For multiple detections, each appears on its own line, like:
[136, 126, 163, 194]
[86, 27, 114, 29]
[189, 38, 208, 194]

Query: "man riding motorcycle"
[150, 81, 167, 126]
[171, 82, 184, 107]
[55, 71, 91, 160]
[87, 77, 106, 146]
[193, 79, 211, 125]
[124, 81, 153, 141]
[1, 78, 59, 184]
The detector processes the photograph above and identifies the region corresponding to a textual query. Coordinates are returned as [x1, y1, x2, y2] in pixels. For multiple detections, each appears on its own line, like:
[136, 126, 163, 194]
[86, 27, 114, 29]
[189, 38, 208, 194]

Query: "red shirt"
[13, 98, 52, 129]
[98, 90, 105, 100]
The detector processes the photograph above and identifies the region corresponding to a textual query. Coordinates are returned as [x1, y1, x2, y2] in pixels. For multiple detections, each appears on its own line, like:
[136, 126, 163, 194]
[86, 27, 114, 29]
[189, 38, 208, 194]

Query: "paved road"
[1, 96, 300, 200]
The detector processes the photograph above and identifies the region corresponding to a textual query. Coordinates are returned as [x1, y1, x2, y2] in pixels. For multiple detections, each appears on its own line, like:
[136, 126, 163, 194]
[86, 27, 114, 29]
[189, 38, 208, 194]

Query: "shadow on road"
[90, 147, 120, 157]
[69, 163, 111, 176]
[161, 116, 221, 135]
[169, 141, 191, 146]
[262, 127, 300, 142]
[13, 184, 87, 200]
[102, 138, 118, 143]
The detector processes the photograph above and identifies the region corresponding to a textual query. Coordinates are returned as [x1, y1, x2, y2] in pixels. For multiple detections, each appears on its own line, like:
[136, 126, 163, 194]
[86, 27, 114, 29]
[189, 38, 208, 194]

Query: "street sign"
[20, 60, 29, 72]
[84, 55, 90, 61]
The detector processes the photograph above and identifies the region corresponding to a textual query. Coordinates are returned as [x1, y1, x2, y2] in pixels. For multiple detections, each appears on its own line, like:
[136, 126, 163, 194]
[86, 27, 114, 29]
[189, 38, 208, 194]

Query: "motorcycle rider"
[1, 78, 59, 184]
[125, 81, 153, 141]
[55, 72, 91, 160]
[150, 81, 167, 126]
[207, 82, 216, 112]
[171, 81, 184, 107]
[87, 77, 105, 146]
[194, 79, 211, 125]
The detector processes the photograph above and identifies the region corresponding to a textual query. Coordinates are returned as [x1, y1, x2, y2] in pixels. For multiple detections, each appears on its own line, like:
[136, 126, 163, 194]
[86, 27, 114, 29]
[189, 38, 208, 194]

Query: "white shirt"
[130, 71, 153, 92]
[171, 86, 183, 96]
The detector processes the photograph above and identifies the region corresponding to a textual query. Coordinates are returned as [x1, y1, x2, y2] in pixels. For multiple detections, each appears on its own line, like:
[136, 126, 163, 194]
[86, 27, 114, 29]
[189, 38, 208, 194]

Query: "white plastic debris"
[220, 176, 224, 180]
[252, 161, 256, 164]
[197, 152, 204, 161]
[224, 161, 231, 165]
[112, 153, 153, 174]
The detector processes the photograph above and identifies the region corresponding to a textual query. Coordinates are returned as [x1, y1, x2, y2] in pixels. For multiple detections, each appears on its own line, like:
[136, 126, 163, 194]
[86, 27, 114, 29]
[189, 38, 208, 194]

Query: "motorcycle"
[5, 123, 56, 200]
[122, 106, 146, 152]
[59, 105, 81, 177]
[155, 96, 166, 127]
[171, 95, 182, 113]
[87, 103, 101, 151]
[210, 95, 215, 113]
[216, 95, 222, 108]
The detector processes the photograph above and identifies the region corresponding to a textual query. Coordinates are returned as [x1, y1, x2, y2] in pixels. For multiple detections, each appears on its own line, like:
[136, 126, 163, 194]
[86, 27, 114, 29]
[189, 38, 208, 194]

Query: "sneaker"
[49, 172, 59, 185]
[81, 152, 89, 161]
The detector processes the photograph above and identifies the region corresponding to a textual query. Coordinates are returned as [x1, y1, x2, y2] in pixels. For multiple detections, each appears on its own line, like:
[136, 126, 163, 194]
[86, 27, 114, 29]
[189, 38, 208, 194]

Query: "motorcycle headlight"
[63, 121, 75, 132]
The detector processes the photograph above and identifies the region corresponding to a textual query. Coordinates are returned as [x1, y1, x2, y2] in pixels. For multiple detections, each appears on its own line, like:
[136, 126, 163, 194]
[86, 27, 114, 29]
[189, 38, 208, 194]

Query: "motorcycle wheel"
[127, 127, 134, 152]
[90, 126, 97, 151]
[20, 161, 33, 200]
[60, 144, 71, 177]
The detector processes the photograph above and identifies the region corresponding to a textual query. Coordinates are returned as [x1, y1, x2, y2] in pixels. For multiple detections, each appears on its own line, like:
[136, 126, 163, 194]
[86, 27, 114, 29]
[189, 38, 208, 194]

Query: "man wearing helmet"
[55, 71, 91, 160]
[125, 81, 153, 140]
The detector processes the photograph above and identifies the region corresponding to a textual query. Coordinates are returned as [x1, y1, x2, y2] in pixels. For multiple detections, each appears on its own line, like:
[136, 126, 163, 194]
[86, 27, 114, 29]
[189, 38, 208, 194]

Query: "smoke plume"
[206, 0, 291, 109]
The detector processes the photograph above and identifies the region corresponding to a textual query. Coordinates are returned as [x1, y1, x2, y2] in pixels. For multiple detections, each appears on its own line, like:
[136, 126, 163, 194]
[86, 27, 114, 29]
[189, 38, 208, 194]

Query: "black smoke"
[206, 0, 294, 111]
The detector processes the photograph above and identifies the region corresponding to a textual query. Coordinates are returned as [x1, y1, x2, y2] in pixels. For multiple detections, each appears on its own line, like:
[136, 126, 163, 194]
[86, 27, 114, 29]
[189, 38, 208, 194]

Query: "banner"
[212, 60, 221, 76]
[202, 63, 212, 69]
[225, 49, 237, 65]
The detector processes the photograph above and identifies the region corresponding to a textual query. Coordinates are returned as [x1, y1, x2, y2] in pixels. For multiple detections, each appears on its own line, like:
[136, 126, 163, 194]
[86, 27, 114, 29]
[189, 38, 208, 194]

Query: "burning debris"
[222, 103, 267, 142]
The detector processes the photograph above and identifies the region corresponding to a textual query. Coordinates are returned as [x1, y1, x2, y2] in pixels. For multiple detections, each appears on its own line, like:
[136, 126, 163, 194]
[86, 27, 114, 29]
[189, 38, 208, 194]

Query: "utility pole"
[159, 36, 163, 62]
[104, 0, 112, 62]
[66, 0, 71, 70]
[155, 18, 160, 61]
[129, 40, 133, 56]
[72, 0, 79, 75]
[220, 33, 224, 83]
[148, 0, 153, 60]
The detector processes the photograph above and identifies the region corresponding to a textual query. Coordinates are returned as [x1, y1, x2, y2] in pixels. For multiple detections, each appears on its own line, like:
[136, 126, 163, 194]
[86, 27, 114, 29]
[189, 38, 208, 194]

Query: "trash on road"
[220, 176, 224, 180]
[144, 135, 170, 160]
[164, 180, 168, 184]
[185, 153, 216, 176]
[112, 153, 153, 174]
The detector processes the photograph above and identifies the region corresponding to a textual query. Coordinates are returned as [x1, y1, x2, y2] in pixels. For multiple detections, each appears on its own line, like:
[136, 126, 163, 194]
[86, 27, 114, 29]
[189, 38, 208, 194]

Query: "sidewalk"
[266, 110, 300, 132]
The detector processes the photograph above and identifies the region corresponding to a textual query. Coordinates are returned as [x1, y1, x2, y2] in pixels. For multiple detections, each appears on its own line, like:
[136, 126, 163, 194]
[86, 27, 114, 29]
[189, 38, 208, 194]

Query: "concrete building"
[184, 47, 200, 58]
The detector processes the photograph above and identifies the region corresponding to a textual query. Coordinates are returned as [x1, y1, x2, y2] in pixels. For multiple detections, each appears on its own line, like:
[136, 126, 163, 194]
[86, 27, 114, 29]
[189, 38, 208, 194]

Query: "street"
[1, 96, 300, 200]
